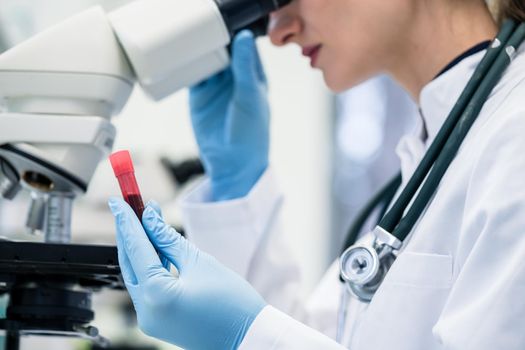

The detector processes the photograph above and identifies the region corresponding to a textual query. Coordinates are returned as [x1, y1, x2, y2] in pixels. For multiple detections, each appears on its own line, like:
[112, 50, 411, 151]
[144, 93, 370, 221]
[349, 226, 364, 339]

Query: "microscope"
[0, 0, 290, 348]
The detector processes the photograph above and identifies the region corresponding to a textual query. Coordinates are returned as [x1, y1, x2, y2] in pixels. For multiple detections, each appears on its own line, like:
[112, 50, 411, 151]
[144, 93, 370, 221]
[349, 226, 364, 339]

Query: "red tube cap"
[109, 150, 135, 177]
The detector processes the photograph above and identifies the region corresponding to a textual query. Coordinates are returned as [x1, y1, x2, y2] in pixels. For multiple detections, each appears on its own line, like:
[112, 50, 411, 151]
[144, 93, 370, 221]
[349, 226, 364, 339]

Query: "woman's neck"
[388, 1, 498, 101]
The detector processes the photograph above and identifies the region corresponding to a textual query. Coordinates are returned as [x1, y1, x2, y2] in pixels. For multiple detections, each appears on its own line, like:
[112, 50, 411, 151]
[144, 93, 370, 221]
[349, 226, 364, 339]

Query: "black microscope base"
[0, 240, 124, 350]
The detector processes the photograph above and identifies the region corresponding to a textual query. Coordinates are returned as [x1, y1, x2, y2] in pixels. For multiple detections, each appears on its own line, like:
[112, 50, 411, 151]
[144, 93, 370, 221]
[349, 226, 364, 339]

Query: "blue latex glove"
[189, 30, 270, 201]
[108, 198, 266, 350]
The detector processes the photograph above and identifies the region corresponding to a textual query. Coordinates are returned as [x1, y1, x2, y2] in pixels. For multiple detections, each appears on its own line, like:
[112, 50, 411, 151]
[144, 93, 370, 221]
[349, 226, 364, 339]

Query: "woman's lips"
[302, 45, 322, 67]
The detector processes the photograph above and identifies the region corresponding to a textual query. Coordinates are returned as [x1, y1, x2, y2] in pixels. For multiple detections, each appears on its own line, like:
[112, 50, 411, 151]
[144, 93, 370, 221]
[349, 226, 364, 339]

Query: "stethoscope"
[335, 19, 525, 343]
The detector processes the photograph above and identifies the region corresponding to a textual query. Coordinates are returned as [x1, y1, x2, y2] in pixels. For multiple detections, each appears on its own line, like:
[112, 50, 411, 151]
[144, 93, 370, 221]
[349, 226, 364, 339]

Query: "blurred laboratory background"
[0, 1, 418, 349]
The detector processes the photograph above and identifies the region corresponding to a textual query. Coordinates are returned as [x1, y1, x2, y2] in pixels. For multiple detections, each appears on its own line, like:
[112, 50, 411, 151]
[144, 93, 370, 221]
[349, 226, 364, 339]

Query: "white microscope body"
[0, 0, 247, 242]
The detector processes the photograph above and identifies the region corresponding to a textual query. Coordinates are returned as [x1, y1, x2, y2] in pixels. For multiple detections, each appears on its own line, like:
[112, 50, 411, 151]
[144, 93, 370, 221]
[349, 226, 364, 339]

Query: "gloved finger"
[231, 30, 267, 87]
[124, 283, 142, 313]
[253, 41, 267, 84]
[145, 199, 162, 217]
[115, 225, 139, 286]
[190, 70, 228, 93]
[122, 200, 170, 271]
[142, 204, 193, 274]
[189, 70, 232, 110]
[108, 197, 164, 284]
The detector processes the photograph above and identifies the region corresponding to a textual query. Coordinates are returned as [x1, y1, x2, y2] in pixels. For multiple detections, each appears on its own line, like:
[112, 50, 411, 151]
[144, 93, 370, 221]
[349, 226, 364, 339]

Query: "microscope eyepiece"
[274, 0, 292, 8]
[215, 0, 293, 36]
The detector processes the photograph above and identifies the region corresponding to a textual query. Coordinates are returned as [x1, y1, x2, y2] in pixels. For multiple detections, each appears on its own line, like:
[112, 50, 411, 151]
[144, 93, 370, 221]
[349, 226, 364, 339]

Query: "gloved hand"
[189, 30, 270, 201]
[108, 197, 266, 350]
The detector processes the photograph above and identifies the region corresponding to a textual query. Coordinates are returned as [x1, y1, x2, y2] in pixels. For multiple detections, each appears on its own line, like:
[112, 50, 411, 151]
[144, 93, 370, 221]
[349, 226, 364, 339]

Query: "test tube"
[109, 150, 170, 270]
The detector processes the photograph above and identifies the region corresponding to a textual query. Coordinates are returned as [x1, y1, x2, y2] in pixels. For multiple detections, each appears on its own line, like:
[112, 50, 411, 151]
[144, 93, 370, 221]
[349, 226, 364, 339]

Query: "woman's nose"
[268, 3, 302, 46]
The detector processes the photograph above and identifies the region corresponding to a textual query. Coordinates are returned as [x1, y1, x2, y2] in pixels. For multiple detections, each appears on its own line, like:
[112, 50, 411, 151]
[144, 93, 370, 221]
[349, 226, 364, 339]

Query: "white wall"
[262, 40, 333, 291]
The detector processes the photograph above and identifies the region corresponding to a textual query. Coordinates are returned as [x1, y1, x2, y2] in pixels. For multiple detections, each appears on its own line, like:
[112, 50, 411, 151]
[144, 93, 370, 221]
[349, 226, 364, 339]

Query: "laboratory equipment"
[337, 19, 525, 340]
[161, 157, 205, 187]
[0, 0, 291, 241]
[0, 0, 291, 348]
[0, 240, 121, 349]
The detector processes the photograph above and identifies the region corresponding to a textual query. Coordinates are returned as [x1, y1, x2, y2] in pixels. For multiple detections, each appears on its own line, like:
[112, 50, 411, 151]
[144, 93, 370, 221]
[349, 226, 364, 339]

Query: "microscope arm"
[0, 114, 114, 148]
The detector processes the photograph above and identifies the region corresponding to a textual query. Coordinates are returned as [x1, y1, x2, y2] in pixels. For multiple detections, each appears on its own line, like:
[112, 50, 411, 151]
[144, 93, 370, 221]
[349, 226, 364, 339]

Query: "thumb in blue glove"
[108, 197, 266, 350]
[189, 30, 270, 201]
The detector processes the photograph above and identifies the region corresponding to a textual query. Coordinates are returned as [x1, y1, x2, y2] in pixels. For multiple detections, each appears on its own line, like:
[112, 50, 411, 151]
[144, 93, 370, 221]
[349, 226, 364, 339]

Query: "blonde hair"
[489, 0, 525, 24]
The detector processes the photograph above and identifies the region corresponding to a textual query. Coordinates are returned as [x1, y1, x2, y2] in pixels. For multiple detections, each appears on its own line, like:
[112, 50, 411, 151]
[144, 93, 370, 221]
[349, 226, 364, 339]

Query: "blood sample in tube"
[110, 150, 170, 270]
[109, 150, 145, 218]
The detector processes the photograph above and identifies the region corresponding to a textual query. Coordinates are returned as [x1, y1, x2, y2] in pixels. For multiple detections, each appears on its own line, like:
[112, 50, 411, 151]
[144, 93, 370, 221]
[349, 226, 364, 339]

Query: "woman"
[108, 0, 525, 349]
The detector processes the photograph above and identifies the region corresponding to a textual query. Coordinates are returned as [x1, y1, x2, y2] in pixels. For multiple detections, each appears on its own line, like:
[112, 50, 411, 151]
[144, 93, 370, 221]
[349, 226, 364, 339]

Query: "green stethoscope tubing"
[340, 172, 402, 257]
[341, 20, 525, 254]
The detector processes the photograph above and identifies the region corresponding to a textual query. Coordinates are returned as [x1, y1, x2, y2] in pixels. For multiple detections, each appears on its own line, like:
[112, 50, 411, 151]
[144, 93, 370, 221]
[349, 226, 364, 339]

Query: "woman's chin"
[323, 69, 372, 93]
[323, 73, 352, 93]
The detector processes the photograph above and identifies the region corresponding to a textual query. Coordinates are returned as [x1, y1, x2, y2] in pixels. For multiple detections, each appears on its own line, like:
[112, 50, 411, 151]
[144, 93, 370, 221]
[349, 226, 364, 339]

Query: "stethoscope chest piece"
[340, 244, 380, 302]
[340, 227, 401, 302]
[340, 245, 379, 286]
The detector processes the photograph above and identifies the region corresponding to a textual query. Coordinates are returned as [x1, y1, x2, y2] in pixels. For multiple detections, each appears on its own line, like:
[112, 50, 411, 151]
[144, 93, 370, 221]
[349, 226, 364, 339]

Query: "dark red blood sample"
[109, 150, 170, 270]
[114, 172, 142, 216]
[125, 194, 145, 219]
[109, 150, 145, 218]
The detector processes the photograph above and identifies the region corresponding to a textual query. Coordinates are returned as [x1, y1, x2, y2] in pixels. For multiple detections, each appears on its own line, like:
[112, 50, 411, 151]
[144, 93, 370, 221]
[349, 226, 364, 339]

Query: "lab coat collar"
[398, 42, 525, 182]
[418, 50, 486, 143]
[396, 48, 489, 182]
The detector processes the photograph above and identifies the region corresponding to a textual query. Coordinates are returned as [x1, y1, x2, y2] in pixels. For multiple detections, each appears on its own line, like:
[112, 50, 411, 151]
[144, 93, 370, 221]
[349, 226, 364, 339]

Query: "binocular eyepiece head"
[216, 0, 293, 36]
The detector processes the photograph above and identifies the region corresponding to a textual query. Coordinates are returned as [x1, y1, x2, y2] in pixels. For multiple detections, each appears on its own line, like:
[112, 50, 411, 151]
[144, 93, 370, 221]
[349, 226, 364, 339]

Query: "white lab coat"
[179, 46, 525, 349]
